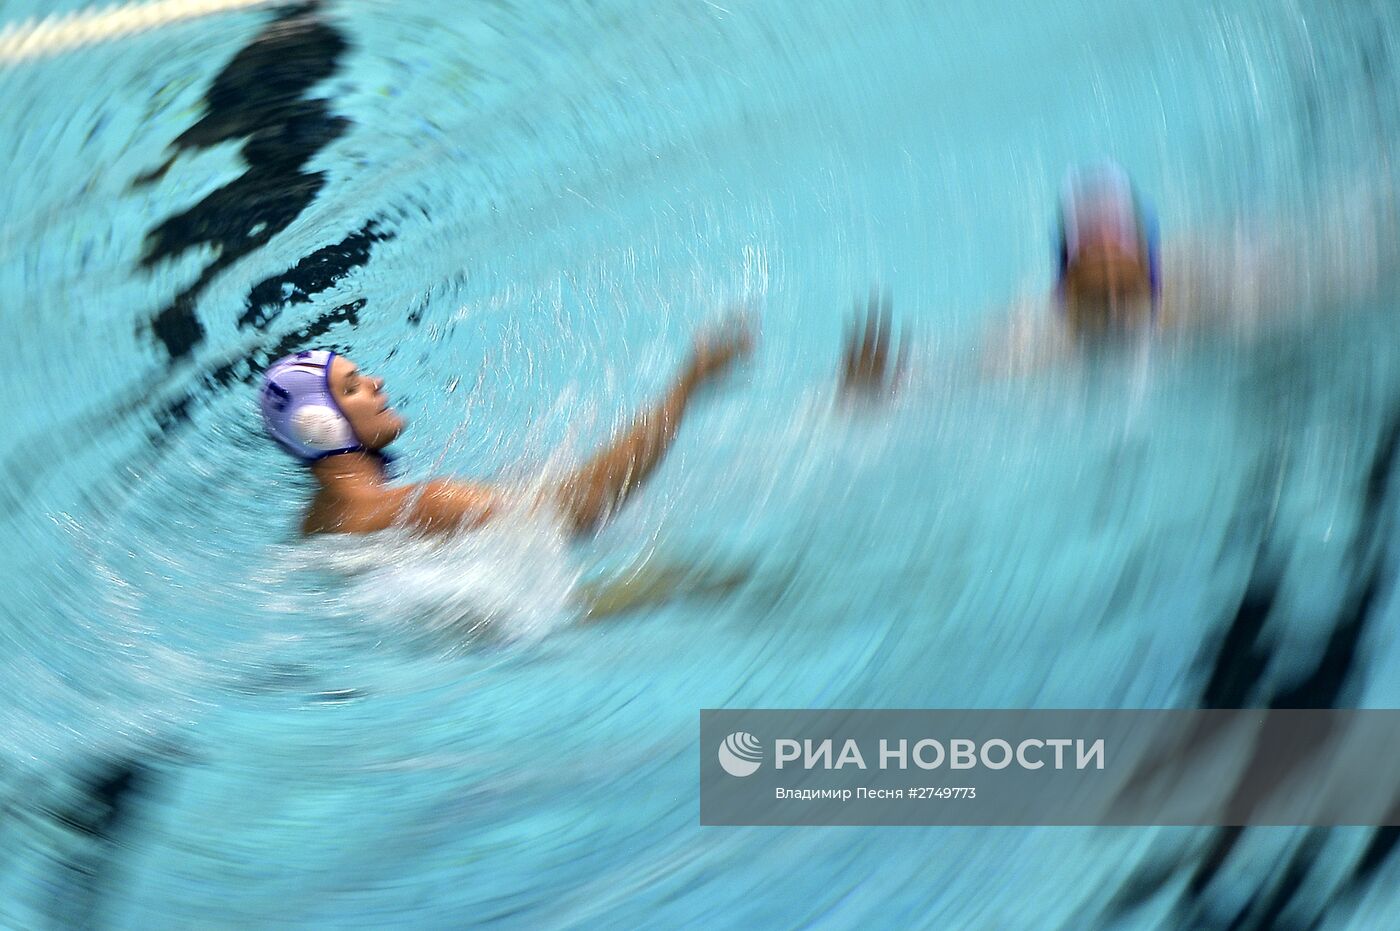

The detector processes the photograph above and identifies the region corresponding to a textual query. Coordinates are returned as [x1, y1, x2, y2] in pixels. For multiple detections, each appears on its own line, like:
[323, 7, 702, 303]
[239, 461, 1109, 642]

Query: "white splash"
[279, 503, 585, 650]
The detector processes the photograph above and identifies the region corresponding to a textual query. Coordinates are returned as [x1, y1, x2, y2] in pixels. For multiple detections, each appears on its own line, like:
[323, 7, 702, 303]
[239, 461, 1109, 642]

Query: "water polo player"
[259, 321, 752, 536]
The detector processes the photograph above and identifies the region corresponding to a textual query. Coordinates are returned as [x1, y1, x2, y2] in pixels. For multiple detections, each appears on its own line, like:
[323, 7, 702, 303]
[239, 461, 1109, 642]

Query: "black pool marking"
[1200, 450, 1290, 710]
[1224, 829, 1326, 931]
[9, 0, 413, 504]
[1177, 412, 1399, 922]
[1106, 581, 1293, 838]
[238, 221, 394, 330]
[1106, 404, 1400, 928]
[51, 760, 145, 840]
[1266, 572, 1376, 711]
[135, 1, 351, 361]
[1201, 574, 1279, 710]
[48, 758, 151, 928]
[1350, 821, 1400, 888]
[1147, 827, 1326, 931]
[1326, 414, 1400, 907]
[1105, 445, 1289, 827]
[1292, 3, 1397, 175]
[1097, 854, 1181, 925]
[1357, 411, 1400, 556]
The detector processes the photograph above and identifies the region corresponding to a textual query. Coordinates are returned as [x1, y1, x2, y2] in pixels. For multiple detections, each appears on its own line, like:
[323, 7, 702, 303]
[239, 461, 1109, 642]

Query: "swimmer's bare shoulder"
[302, 479, 500, 536]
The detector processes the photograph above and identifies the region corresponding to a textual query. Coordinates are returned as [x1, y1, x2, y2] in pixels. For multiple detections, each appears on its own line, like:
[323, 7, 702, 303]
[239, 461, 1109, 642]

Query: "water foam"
[284, 502, 586, 651]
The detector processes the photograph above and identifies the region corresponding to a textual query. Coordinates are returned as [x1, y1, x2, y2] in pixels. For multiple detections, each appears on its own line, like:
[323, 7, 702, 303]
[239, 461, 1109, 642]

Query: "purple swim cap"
[259, 350, 365, 461]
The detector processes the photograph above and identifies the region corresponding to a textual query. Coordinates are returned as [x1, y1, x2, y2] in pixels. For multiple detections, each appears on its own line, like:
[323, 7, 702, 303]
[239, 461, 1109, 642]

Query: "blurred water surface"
[2, 0, 1400, 926]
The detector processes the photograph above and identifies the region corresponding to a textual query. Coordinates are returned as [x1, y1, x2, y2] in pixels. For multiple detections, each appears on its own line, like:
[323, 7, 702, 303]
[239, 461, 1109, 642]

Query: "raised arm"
[840, 289, 907, 400]
[555, 320, 752, 534]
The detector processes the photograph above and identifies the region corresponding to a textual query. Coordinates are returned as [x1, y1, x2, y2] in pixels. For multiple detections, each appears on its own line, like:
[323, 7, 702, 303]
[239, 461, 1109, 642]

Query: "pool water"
[3, 0, 1400, 926]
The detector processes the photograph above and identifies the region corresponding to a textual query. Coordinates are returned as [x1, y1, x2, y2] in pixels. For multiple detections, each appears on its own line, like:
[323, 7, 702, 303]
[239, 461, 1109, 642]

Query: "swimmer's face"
[329, 355, 405, 449]
[1063, 239, 1153, 333]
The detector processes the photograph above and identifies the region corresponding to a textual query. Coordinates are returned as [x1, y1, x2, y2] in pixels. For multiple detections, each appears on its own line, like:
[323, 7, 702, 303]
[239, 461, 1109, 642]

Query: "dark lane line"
[1105, 400, 1400, 928]
[238, 220, 393, 331]
[1, 1, 417, 516]
[135, 0, 350, 361]
[47, 759, 152, 929]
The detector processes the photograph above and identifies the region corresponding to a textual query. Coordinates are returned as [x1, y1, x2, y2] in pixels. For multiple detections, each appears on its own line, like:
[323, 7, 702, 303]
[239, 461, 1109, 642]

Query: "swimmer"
[840, 156, 1398, 386]
[1053, 162, 1161, 337]
[837, 164, 1157, 396]
[839, 163, 1158, 392]
[987, 158, 1397, 372]
[984, 161, 1163, 370]
[259, 320, 752, 536]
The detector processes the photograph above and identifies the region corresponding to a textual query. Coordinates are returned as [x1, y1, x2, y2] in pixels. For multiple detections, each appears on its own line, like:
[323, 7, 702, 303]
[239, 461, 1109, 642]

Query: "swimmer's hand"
[683, 317, 755, 389]
[840, 289, 907, 399]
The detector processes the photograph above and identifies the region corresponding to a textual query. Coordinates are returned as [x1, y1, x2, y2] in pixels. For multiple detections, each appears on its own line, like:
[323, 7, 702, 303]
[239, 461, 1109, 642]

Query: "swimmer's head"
[1056, 162, 1160, 335]
[259, 350, 405, 462]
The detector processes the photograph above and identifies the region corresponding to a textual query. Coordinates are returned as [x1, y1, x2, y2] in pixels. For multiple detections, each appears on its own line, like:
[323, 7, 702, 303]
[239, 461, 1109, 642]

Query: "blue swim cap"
[259, 350, 365, 461]
[1055, 161, 1161, 307]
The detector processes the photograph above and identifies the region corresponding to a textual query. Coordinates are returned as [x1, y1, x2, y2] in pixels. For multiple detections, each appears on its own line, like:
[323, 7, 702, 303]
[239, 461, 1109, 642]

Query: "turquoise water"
[3, 0, 1400, 926]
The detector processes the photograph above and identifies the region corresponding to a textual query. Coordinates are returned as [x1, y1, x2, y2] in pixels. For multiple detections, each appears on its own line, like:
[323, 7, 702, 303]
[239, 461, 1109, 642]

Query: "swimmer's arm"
[368, 375, 711, 538]
[553, 369, 701, 535]
[556, 323, 752, 534]
[402, 479, 502, 535]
